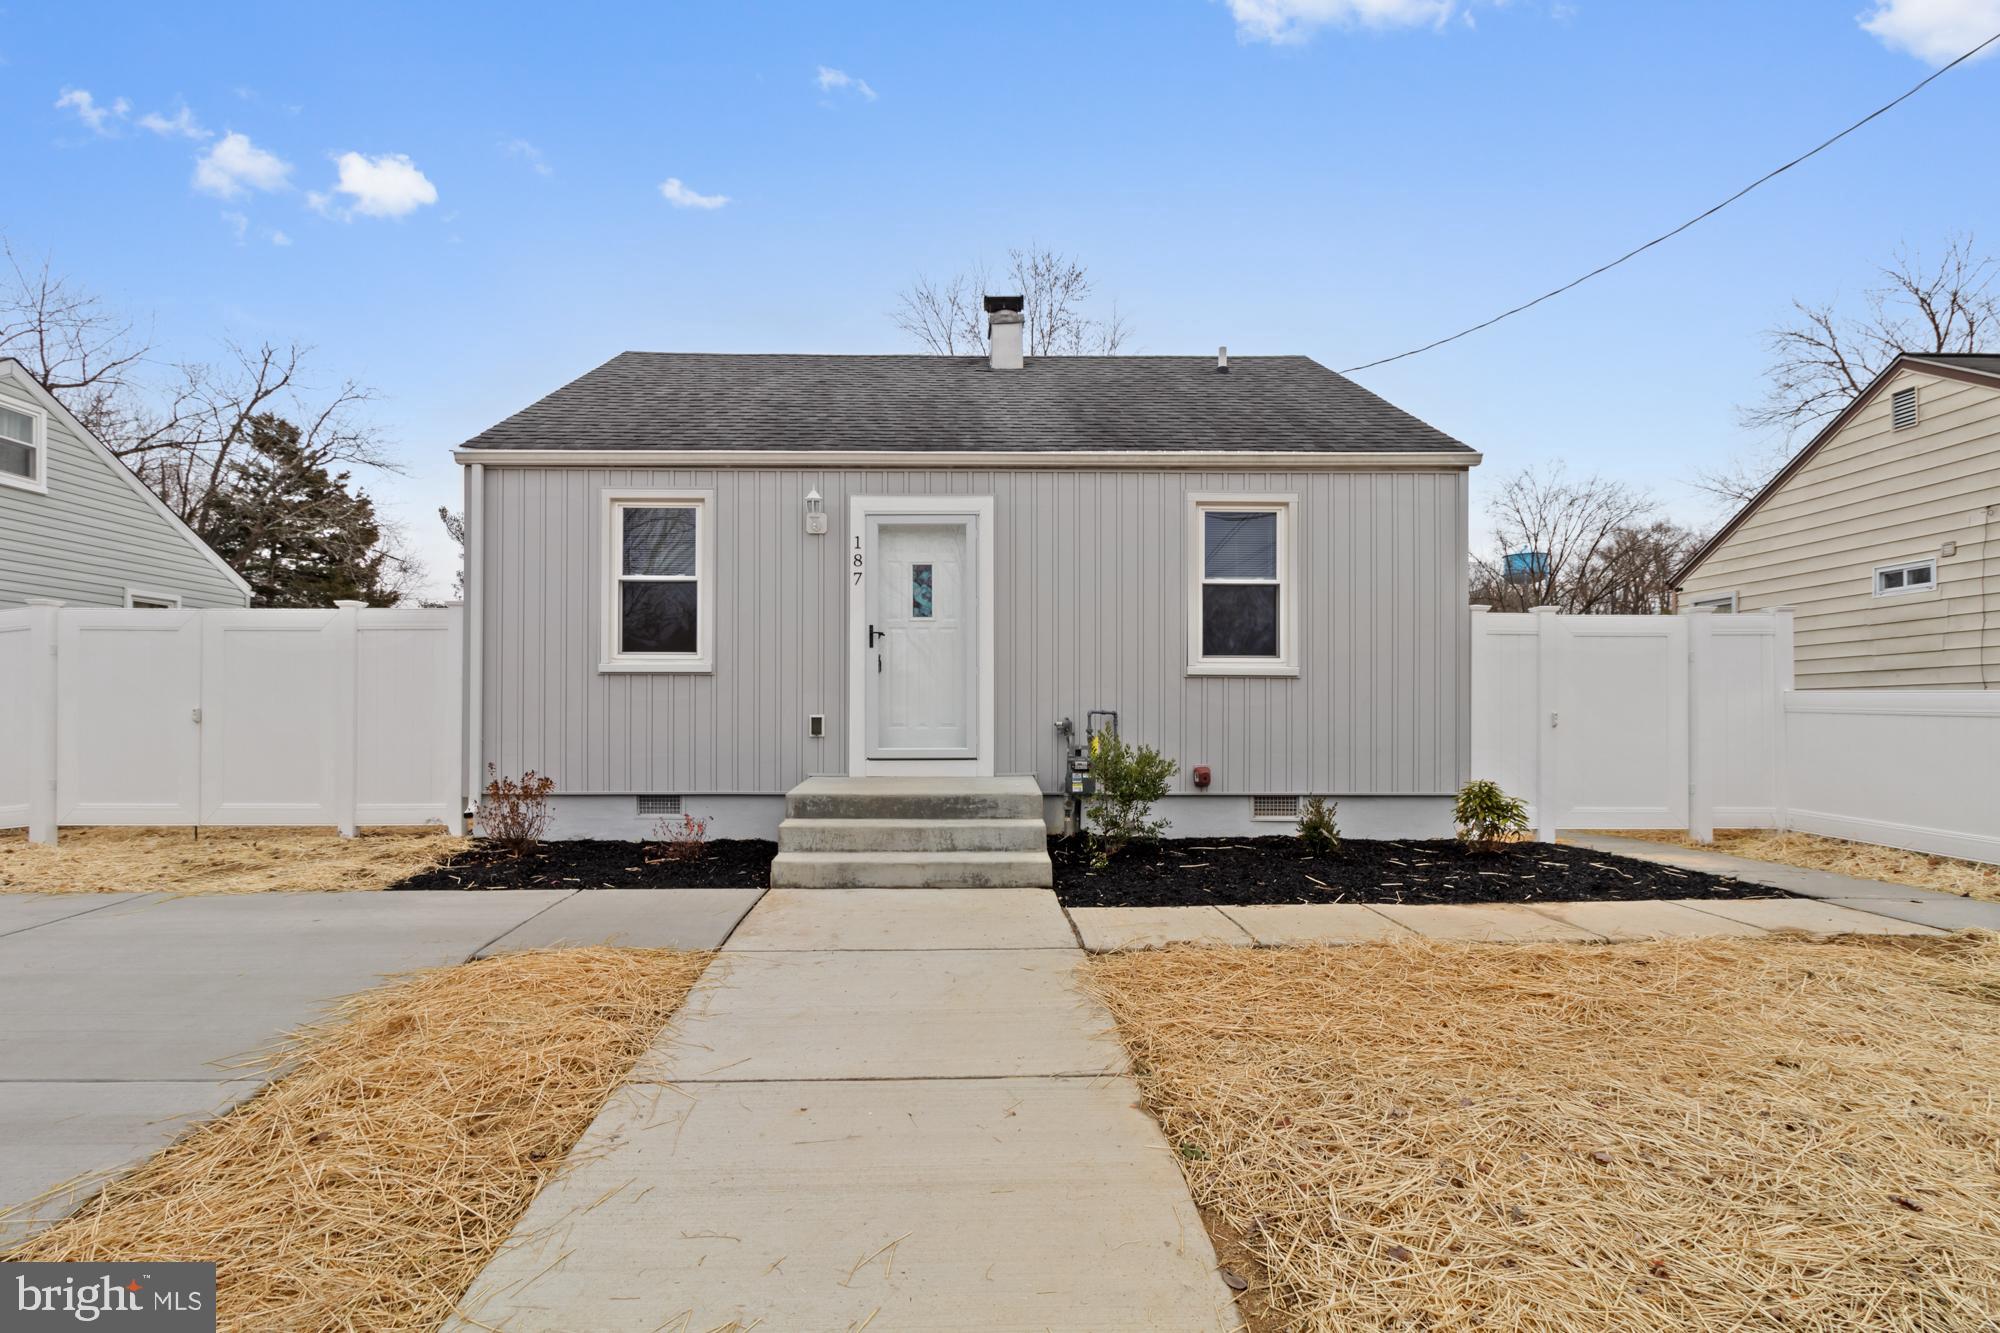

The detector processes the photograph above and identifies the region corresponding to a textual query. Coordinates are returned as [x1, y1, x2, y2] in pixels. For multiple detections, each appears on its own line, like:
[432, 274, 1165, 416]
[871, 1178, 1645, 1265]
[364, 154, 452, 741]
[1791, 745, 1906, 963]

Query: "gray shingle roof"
[458, 353, 1474, 455]
[1909, 353, 2000, 378]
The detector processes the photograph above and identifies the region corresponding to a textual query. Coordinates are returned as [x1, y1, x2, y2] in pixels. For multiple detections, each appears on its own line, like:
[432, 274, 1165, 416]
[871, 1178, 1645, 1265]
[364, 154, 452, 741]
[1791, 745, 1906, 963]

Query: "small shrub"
[1453, 778, 1530, 852]
[653, 812, 711, 862]
[479, 765, 555, 855]
[1296, 795, 1341, 855]
[1087, 731, 1178, 864]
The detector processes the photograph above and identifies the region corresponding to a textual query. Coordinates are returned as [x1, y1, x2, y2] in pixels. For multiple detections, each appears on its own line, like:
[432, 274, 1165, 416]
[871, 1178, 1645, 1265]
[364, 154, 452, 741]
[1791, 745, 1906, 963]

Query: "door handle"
[868, 623, 886, 647]
[877, 652, 882, 674]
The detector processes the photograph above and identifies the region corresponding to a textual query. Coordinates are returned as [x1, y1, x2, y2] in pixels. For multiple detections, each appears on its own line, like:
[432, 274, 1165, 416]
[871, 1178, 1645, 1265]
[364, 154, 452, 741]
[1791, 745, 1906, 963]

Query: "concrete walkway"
[0, 887, 762, 1246]
[451, 888, 1237, 1332]
[1565, 833, 2000, 931]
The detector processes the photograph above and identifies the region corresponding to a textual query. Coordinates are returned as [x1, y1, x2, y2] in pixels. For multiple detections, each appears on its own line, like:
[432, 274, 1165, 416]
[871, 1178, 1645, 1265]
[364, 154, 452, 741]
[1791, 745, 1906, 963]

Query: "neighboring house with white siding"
[1674, 353, 2000, 689]
[0, 358, 251, 610]
[455, 308, 1479, 841]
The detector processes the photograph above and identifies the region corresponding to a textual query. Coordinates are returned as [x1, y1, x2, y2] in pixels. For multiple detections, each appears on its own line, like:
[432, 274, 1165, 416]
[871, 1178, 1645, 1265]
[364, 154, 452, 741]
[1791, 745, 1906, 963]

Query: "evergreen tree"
[201, 413, 396, 607]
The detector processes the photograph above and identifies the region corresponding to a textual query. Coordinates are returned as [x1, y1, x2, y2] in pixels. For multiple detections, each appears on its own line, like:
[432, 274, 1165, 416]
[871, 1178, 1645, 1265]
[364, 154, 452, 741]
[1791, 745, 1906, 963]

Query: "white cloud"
[55, 87, 128, 134]
[504, 138, 552, 176]
[659, 176, 728, 210]
[1859, 0, 2000, 64]
[1227, 0, 1457, 42]
[193, 131, 292, 198]
[270, 229, 293, 247]
[320, 151, 439, 218]
[138, 105, 209, 140]
[815, 65, 878, 100]
[220, 210, 249, 244]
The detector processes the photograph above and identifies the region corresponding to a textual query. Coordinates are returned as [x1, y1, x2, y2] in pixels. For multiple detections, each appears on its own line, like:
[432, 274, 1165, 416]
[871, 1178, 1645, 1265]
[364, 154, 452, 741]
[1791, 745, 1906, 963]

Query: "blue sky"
[8, 0, 1998, 597]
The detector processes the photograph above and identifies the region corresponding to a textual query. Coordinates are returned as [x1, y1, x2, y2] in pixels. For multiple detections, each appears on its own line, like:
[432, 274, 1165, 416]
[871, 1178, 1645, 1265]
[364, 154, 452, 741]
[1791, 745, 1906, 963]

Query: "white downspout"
[463, 462, 484, 833]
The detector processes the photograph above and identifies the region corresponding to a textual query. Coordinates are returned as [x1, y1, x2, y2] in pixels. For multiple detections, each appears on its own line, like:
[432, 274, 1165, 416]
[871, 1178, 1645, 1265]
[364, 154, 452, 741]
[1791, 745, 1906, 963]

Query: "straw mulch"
[3, 947, 711, 1332]
[1084, 933, 2000, 1332]
[0, 826, 466, 894]
[1605, 828, 2000, 903]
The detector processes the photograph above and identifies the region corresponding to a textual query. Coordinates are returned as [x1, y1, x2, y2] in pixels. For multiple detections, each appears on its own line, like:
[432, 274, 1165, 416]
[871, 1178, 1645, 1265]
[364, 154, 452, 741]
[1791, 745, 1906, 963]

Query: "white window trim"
[1186, 492, 1300, 677]
[123, 588, 183, 609]
[0, 393, 49, 494]
[1688, 591, 1737, 613]
[1872, 557, 1938, 599]
[599, 488, 715, 673]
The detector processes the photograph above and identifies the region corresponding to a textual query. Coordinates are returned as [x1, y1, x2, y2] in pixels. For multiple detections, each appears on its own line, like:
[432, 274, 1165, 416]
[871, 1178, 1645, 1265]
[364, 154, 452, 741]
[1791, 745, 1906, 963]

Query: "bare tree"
[438, 507, 467, 599]
[894, 246, 1131, 356]
[119, 340, 394, 533]
[1703, 235, 2000, 504]
[0, 242, 151, 440]
[1470, 464, 1665, 612]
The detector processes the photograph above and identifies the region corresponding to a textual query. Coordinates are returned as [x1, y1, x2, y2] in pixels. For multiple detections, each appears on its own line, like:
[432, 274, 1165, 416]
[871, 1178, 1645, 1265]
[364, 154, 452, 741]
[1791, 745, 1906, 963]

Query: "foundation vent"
[636, 794, 684, 816]
[1251, 795, 1301, 821]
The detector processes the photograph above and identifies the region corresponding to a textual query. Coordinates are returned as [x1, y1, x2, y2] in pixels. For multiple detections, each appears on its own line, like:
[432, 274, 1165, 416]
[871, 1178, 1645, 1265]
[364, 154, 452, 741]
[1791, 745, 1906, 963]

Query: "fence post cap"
[1529, 605, 1561, 615]
[332, 599, 368, 609]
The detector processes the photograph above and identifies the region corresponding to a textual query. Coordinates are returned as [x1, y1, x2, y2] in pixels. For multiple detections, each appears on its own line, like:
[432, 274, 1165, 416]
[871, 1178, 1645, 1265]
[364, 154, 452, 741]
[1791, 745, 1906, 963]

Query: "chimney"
[984, 294, 1024, 371]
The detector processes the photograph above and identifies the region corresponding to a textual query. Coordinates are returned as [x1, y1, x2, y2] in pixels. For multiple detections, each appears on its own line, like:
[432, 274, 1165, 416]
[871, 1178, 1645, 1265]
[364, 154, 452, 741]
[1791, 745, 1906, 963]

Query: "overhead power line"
[1341, 28, 2000, 375]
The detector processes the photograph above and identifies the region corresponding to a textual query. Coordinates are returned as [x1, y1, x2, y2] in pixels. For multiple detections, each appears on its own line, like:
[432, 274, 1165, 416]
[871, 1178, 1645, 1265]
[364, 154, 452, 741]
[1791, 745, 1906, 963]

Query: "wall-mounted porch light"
[804, 489, 827, 535]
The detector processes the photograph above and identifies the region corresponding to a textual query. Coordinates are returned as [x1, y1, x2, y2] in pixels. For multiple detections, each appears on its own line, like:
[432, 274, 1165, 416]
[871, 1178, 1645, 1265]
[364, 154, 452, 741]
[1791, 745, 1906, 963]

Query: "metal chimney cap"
[982, 294, 1025, 314]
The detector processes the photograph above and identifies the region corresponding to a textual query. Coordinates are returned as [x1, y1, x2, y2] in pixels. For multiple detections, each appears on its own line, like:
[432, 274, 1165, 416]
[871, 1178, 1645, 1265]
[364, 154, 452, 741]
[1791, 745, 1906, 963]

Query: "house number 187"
[852, 536, 864, 584]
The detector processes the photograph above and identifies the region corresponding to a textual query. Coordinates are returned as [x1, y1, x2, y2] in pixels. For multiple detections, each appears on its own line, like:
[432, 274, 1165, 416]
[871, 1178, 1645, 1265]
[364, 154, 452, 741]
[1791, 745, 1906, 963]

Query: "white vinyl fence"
[1, 603, 464, 844]
[1472, 606, 2000, 865]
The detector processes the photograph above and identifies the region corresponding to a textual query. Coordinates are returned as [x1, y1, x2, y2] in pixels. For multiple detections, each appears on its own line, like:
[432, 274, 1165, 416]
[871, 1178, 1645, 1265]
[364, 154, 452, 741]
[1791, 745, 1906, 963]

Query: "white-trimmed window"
[1688, 591, 1737, 613]
[601, 489, 714, 672]
[0, 397, 46, 492]
[124, 588, 182, 609]
[1187, 493, 1299, 675]
[1873, 557, 1936, 597]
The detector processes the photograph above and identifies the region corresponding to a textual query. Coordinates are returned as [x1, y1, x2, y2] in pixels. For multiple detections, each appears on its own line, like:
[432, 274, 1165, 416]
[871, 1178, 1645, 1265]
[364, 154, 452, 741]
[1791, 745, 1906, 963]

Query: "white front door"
[864, 517, 976, 759]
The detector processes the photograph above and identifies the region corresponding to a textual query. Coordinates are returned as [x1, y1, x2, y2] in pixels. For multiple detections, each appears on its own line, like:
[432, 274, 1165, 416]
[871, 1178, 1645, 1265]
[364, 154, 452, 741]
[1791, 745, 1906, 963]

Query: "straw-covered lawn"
[3, 947, 710, 1332]
[1607, 828, 2000, 903]
[1085, 934, 2000, 1332]
[0, 826, 466, 894]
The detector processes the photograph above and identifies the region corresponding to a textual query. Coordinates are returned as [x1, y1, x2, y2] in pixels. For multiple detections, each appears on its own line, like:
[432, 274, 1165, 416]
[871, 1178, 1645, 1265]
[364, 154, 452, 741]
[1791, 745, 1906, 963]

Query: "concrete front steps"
[771, 776, 1054, 889]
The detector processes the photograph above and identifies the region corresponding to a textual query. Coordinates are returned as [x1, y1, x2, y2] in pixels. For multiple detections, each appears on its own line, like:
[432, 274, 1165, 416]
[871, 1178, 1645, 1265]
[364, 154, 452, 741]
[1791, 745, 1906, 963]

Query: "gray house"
[455, 315, 1478, 857]
[0, 358, 250, 610]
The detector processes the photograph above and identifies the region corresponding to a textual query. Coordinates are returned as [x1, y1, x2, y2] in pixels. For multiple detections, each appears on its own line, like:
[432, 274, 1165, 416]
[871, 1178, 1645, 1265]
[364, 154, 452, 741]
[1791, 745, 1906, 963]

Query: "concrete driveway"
[0, 888, 760, 1245]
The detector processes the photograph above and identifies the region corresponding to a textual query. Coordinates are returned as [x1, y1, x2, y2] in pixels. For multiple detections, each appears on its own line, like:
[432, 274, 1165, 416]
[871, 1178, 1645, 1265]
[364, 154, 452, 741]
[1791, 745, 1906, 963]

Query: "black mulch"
[1049, 836, 1783, 908]
[389, 838, 775, 891]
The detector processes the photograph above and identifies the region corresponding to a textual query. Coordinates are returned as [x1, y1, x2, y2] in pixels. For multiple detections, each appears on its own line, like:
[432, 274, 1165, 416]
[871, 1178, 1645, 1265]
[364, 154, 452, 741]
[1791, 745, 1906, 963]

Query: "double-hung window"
[1187, 493, 1299, 675]
[0, 397, 46, 492]
[602, 489, 714, 672]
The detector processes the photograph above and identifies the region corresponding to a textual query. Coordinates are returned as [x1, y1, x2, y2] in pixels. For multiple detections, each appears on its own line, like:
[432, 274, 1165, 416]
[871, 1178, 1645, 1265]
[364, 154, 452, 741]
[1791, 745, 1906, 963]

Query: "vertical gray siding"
[478, 465, 1470, 796]
[0, 381, 248, 610]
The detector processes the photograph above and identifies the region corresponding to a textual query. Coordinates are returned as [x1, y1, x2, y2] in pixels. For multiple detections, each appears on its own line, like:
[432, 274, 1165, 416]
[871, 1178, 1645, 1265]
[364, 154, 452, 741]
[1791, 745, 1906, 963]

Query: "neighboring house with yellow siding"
[1674, 353, 2000, 689]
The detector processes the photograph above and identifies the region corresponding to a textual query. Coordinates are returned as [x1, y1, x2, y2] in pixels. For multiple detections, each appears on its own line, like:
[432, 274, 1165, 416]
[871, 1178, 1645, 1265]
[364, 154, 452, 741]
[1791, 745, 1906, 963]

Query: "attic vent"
[1891, 386, 1918, 430]
[636, 794, 683, 816]
[1251, 795, 1301, 821]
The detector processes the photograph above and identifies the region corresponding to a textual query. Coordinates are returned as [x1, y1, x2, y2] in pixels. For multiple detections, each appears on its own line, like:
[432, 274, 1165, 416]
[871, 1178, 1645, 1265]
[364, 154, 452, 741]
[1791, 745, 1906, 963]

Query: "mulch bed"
[389, 839, 774, 890]
[1051, 836, 1780, 908]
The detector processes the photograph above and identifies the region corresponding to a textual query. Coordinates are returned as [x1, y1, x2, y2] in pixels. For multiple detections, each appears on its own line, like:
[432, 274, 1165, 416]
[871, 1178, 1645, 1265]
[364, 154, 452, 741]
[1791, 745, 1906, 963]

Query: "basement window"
[1890, 386, 1918, 430]
[1873, 558, 1936, 597]
[602, 489, 714, 673]
[1187, 493, 1300, 676]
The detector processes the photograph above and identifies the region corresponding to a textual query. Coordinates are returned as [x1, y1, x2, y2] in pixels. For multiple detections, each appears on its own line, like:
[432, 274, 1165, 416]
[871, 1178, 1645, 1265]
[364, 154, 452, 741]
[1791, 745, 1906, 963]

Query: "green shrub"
[1453, 778, 1530, 852]
[1296, 795, 1341, 855]
[1086, 731, 1178, 863]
